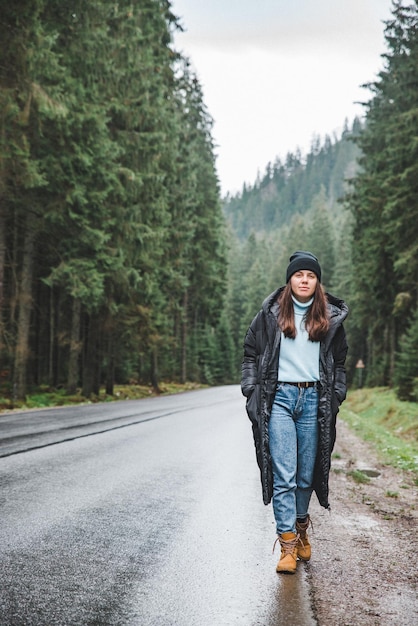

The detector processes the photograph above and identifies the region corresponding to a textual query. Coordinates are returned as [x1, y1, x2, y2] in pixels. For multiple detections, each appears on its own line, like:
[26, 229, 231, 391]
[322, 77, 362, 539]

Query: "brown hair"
[278, 282, 330, 342]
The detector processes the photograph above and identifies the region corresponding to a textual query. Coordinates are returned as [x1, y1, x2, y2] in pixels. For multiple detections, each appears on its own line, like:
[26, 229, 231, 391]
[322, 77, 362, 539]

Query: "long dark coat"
[241, 287, 348, 509]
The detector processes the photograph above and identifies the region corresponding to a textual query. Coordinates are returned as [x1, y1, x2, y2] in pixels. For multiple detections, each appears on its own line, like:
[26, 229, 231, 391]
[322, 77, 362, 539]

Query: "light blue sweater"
[278, 296, 320, 382]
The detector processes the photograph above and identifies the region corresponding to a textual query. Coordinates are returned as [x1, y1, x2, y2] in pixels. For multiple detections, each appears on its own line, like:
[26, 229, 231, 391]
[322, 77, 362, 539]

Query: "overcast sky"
[171, 0, 394, 196]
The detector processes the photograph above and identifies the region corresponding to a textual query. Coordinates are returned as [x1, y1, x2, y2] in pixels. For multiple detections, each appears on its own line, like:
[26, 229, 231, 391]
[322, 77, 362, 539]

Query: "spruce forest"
[0, 0, 228, 400]
[1, 1, 418, 402]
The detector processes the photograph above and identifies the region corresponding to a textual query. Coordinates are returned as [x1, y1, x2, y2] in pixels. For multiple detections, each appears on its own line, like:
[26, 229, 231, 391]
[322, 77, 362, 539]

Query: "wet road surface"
[0, 386, 316, 625]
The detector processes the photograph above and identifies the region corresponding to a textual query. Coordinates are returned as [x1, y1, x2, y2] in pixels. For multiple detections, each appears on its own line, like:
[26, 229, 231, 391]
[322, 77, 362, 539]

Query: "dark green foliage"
[347, 0, 418, 394]
[4, 0, 418, 400]
[222, 127, 359, 381]
[394, 307, 418, 400]
[306, 189, 336, 288]
[223, 125, 360, 240]
[224, 1, 418, 398]
[0, 0, 228, 398]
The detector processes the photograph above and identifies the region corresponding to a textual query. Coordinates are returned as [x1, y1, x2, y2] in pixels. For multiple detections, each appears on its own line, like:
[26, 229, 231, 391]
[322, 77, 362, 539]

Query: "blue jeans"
[269, 383, 319, 534]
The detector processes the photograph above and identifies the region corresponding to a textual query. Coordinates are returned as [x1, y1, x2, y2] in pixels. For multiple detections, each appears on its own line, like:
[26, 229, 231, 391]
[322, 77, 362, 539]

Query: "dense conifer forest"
[0, 0, 228, 399]
[222, 121, 361, 383]
[1, 0, 417, 401]
[224, 1, 418, 401]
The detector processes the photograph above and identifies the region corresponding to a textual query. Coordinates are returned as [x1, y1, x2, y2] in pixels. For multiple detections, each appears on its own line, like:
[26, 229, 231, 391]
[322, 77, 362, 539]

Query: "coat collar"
[262, 286, 348, 347]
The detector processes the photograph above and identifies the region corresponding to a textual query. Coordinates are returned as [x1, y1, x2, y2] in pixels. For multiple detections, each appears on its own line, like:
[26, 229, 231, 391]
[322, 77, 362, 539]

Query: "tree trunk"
[0, 206, 6, 357]
[82, 314, 99, 397]
[48, 287, 55, 386]
[181, 289, 188, 383]
[150, 348, 161, 393]
[14, 220, 36, 400]
[93, 330, 101, 396]
[105, 331, 114, 396]
[67, 298, 81, 394]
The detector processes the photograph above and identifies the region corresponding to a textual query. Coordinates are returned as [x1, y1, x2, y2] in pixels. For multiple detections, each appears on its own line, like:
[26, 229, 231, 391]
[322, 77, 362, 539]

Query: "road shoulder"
[307, 419, 418, 626]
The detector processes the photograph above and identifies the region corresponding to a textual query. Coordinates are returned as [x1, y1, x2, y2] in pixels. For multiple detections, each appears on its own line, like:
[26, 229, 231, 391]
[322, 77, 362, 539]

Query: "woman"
[241, 251, 348, 574]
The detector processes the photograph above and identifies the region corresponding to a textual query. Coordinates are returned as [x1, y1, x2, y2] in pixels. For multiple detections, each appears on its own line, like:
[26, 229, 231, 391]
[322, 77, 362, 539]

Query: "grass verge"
[0, 382, 205, 413]
[340, 387, 418, 483]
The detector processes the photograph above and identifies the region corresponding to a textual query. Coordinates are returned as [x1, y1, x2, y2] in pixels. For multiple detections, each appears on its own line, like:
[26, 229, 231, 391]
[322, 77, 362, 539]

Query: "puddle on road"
[358, 468, 381, 478]
[265, 564, 317, 626]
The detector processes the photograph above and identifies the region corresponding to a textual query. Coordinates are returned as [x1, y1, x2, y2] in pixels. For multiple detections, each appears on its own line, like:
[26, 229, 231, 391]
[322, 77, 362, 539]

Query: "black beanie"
[286, 251, 321, 283]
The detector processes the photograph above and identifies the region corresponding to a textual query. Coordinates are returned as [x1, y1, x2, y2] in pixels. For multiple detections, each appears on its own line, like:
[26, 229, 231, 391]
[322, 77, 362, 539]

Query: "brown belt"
[279, 381, 318, 388]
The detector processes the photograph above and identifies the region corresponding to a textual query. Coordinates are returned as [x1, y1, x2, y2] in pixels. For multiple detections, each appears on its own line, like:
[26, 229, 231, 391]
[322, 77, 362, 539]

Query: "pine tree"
[394, 307, 418, 400]
[0, 0, 71, 397]
[347, 0, 418, 387]
[0, 0, 228, 396]
[306, 189, 336, 288]
[223, 128, 359, 241]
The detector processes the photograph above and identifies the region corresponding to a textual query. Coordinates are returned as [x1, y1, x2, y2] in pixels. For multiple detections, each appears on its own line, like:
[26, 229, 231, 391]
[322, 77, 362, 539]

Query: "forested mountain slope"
[221, 121, 362, 383]
[2, 1, 417, 401]
[223, 118, 361, 240]
[223, 0, 418, 405]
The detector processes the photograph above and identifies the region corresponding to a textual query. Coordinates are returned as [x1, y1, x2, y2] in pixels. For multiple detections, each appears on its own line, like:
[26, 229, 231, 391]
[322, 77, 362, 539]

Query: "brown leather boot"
[274, 532, 299, 574]
[296, 516, 312, 561]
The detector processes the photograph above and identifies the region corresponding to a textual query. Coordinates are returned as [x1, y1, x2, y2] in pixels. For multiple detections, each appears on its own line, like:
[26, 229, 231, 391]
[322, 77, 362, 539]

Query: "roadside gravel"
[307, 419, 418, 626]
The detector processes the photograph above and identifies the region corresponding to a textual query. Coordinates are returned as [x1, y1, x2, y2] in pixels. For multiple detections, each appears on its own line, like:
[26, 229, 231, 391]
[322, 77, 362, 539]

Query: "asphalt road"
[0, 386, 316, 626]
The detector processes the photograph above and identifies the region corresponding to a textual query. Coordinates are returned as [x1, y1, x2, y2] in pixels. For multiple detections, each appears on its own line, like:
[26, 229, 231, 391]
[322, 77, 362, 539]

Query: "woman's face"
[290, 270, 317, 303]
